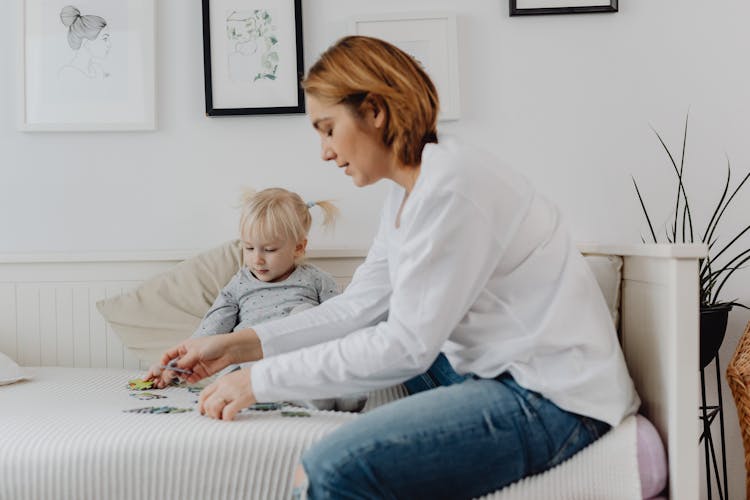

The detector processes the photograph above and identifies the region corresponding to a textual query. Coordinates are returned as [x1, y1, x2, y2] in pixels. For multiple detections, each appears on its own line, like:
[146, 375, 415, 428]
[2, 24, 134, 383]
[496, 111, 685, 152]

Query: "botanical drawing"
[226, 10, 279, 83]
[58, 5, 111, 80]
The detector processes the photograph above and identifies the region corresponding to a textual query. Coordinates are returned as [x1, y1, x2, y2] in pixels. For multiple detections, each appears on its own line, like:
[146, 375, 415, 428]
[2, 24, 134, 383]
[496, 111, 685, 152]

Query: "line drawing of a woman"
[58, 5, 111, 80]
[226, 10, 279, 84]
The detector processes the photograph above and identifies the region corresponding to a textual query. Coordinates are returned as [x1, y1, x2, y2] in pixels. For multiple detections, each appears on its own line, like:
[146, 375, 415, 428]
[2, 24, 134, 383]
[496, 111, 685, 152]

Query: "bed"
[0, 243, 705, 499]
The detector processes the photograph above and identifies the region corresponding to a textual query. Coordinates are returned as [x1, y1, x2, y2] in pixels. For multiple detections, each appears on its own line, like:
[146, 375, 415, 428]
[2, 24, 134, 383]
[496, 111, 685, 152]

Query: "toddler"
[150, 188, 366, 411]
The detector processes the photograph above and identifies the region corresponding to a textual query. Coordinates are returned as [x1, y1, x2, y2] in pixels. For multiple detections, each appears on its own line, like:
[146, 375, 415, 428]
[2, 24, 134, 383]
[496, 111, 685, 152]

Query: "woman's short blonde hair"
[302, 36, 439, 167]
[239, 188, 338, 244]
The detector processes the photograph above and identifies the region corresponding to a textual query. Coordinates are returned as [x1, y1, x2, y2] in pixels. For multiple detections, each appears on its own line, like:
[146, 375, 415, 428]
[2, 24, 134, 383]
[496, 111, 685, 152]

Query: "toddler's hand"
[144, 363, 179, 389]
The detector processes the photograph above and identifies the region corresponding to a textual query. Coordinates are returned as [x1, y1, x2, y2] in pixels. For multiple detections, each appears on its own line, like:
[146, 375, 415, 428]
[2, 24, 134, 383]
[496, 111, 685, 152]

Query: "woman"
[153, 36, 639, 499]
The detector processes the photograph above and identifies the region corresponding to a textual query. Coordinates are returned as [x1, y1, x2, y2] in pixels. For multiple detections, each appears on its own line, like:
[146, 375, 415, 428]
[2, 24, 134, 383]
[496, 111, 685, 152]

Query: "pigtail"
[239, 188, 337, 243]
[309, 200, 339, 229]
[239, 187, 258, 206]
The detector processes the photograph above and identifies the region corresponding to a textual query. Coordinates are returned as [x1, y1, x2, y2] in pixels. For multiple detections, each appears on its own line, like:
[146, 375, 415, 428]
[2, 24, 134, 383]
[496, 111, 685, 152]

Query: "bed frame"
[0, 243, 706, 499]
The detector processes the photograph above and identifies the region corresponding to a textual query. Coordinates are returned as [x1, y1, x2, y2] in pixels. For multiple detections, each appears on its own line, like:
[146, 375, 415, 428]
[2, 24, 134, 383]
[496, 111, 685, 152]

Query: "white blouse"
[251, 137, 640, 426]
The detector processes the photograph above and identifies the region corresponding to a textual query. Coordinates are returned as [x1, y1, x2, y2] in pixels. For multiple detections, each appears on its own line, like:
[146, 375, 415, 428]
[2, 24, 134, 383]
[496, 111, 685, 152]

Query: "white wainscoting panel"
[0, 255, 181, 369]
[8, 281, 143, 369]
[0, 284, 17, 360]
[0, 250, 367, 370]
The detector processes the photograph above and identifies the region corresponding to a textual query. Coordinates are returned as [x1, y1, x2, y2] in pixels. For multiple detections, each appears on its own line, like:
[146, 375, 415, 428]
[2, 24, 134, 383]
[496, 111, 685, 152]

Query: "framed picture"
[18, 0, 156, 131]
[202, 0, 305, 116]
[351, 13, 460, 122]
[510, 0, 618, 16]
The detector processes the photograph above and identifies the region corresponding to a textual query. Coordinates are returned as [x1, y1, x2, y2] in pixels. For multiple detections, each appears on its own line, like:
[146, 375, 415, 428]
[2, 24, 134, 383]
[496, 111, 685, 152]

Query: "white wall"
[2, 0, 750, 497]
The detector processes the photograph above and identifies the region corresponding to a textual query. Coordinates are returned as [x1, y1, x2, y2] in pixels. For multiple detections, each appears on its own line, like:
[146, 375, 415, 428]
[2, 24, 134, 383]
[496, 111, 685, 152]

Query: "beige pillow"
[96, 240, 243, 363]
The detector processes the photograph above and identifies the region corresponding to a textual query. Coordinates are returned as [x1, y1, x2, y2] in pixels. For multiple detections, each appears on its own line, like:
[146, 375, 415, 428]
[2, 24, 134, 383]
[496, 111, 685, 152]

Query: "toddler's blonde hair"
[239, 188, 338, 245]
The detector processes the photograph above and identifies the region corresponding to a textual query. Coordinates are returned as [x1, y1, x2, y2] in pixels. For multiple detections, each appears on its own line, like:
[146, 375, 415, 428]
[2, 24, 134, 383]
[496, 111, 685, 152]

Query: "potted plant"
[632, 114, 750, 368]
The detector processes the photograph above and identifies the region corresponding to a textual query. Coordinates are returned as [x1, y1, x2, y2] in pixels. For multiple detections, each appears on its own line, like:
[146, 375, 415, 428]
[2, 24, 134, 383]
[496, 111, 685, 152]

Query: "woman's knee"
[300, 438, 351, 495]
[301, 434, 387, 499]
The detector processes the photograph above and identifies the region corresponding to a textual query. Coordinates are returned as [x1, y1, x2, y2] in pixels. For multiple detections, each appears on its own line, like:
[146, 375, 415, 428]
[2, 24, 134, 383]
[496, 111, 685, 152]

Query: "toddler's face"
[242, 236, 305, 283]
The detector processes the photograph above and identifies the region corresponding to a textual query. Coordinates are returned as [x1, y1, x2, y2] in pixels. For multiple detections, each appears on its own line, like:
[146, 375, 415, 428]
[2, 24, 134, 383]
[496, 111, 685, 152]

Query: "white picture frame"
[350, 12, 460, 122]
[18, 0, 156, 132]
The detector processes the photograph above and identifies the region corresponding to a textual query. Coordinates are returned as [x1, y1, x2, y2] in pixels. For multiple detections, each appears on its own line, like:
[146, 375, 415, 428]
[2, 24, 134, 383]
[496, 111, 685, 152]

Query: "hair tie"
[306, 201, 316, 209]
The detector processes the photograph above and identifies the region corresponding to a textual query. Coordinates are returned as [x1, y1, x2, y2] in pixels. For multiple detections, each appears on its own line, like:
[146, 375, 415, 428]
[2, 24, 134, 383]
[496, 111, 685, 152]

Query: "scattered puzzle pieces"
[129, 392, 167, 401]
[281, 410, 311, 417]
[123, 406, 193, 414]
[128, 378, 155, 391]
[249, 402, 283, 411]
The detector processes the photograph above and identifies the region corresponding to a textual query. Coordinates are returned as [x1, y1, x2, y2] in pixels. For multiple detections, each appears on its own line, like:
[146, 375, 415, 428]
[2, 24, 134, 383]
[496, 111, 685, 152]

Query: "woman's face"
[86, 28, 111, 59]
[306, 95, 395, 188]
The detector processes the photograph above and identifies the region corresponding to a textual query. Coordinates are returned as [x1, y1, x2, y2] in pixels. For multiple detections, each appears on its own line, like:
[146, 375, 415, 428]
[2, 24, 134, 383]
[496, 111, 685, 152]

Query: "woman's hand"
[144, 329, 264, 388]
[198, 368, 257, 421]
[143, 335, 229, 388]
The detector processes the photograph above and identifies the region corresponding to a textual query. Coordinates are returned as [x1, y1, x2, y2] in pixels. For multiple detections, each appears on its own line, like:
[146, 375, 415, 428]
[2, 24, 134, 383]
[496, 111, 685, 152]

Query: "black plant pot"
[700, 304, 732, 369]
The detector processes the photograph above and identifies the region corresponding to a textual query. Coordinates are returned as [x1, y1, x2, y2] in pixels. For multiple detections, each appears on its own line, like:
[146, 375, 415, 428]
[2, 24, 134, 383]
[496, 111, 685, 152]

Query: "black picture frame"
[510, 0, 617, 16]
[202, 0, 305, 116]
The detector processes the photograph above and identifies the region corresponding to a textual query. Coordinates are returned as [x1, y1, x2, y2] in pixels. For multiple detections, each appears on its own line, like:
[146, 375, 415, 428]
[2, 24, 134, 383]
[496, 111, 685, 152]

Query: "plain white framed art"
[350, 12, 460, 121]
[18, 0, 156, 132]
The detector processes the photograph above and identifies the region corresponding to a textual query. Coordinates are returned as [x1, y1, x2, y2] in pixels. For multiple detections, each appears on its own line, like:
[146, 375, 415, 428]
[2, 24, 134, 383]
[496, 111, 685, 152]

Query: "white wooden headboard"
[581, 243, 705, 500]
[0, 243, 705, 499]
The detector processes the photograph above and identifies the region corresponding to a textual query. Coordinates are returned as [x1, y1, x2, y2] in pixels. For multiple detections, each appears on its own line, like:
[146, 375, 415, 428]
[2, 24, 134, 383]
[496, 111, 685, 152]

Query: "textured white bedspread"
[483, 414, 641, 500]
[1, 368, 641, 500]
[0, 367, 356, 500]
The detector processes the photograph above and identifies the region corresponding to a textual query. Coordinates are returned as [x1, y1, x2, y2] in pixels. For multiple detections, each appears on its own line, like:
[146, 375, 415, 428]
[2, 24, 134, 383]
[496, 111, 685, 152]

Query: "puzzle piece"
[128, 378, 155, 391]
[129, 392, 167, 401]
[123, 406, 193, 414]
[158, 364, 193, 375]
[249, 402, 283, 411]
[281, 410, 311, 417]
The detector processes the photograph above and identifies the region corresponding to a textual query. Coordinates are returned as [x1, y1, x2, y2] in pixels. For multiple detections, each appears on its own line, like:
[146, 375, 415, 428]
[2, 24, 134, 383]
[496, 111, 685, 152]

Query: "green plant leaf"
[651, 123, 694, 244]
[673, 112, 691, 242]
[632, 176, 657, 243]
[711, 249, 750, 303]
[701, 160, 731, 245]
[708, 222, 750, 265]
[699, 237, 725, 284]
[638, 116, 750, 308]
[705, 160, 750, 251]
[682, 203, 689, 243]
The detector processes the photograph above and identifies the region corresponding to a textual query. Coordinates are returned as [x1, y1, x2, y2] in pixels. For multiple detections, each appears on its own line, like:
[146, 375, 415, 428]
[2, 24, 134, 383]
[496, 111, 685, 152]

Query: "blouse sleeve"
[251, 205, 393, 357]
[251, 189, 514, 402]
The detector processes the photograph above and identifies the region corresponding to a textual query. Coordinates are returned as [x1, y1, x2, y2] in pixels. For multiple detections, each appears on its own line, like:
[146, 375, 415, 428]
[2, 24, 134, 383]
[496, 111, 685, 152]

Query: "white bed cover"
[1, 367, 641, 500]
[0, 367, 356, 500]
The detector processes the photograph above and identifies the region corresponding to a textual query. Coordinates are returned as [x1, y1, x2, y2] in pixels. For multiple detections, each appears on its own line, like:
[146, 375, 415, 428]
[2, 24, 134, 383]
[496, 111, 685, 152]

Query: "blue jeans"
[300, 354, 610, 499]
